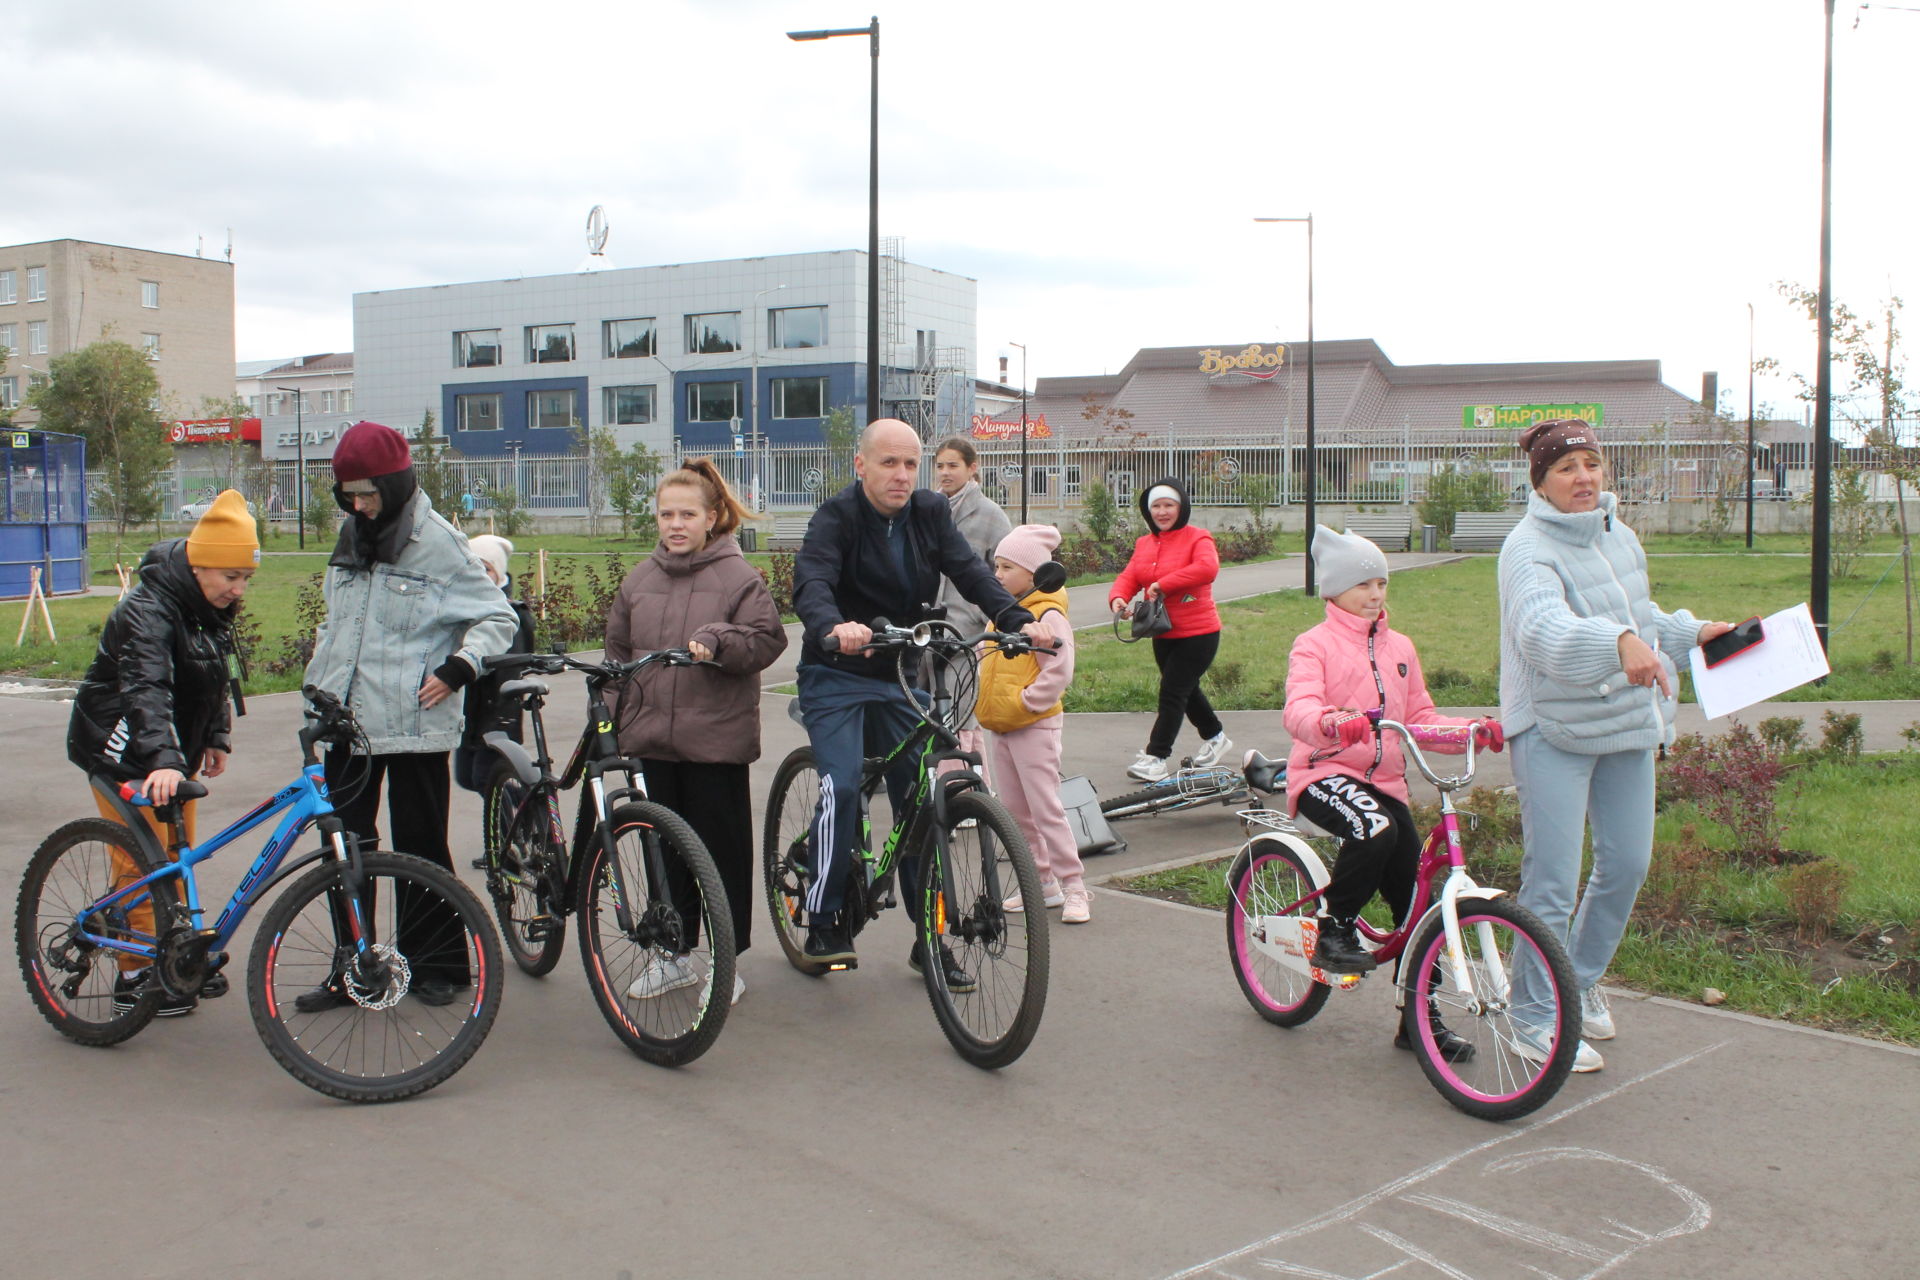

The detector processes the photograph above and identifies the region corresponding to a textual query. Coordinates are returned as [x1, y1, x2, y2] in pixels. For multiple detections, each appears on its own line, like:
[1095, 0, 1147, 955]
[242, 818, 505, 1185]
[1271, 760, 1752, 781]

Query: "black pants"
[1295, 775, 1421, 924]
[640, 759, 755, 954]
[1147, 630, 1225, 759]
[323, 747, 467, 984]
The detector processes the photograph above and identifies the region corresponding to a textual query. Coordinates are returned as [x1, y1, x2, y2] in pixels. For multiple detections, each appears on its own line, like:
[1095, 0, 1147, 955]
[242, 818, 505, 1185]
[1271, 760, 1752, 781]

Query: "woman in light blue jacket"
[1498, 419, 1733, 1072]
[301, 421, 519, 1009]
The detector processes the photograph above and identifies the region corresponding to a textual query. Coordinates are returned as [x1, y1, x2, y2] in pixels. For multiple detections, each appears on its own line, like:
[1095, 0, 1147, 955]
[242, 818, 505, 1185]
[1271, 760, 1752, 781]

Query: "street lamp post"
[1746, 303, 1756, 549]
[1810, 0, 1836, 653]
[1009, 340, 1028, 524]
[749, 284, 786, 511]
[787, 16, 880, 427]
[1254, 214, 1317, 595]
[276, 384, 305, 549]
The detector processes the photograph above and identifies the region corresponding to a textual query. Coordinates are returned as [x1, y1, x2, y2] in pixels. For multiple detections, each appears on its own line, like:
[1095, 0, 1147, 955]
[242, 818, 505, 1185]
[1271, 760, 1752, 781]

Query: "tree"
[29, 340, 172, 548]
[822, 405, 858, 496]
[574, 424, 632, 537]
[606, 438, 664, 538]
[1419, 464, 1505, 545]
[410, 410, 467, 519]
[189, 394, 269, 504]
[0, 343, 14, 428]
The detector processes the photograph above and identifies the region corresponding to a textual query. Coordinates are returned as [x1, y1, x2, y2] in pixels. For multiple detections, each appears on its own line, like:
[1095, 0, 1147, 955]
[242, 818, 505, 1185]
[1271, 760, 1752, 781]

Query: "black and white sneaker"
[909, 939, 976, 994]
[113, 971, 196, 1018]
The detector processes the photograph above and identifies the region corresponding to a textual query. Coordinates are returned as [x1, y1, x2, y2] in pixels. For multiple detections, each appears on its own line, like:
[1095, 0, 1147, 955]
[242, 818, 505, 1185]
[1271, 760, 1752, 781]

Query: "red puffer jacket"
[1111, 523, 1221, 639]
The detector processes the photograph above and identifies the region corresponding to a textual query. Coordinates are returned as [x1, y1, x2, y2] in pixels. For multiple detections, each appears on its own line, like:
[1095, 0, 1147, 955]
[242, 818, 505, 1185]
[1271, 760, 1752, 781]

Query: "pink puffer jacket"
[1282, 602, 1475, 813]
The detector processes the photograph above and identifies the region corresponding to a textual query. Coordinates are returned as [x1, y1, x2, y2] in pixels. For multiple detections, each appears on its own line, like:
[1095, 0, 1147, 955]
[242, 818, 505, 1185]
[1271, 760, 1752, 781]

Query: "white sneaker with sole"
[1003, 881, 1065, 912]
[626, 955, 698, 999]
[1061, 887, 1091, 925]
[1513, 1021, 1603, 1073]
[731, 973, 746, 1006]
[1580, 986, 1616, 1040]
[1126, 752, 1169, 782]
[1192, 732, 1233, 767]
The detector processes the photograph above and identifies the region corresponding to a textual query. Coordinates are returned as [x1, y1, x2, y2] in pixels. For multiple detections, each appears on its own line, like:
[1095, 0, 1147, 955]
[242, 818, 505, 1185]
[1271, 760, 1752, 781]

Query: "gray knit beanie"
[1313, 524, 1389, 598]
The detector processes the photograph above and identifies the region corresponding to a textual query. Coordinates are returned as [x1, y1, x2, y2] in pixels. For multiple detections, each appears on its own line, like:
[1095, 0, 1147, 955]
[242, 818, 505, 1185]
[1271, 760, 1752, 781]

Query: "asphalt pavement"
[2, 553, 1917, 1278]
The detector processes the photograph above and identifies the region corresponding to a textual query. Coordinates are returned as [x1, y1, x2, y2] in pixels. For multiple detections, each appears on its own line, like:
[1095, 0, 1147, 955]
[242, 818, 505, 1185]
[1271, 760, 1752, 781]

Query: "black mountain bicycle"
[762, 621, 1051, 1069]
[475, 649, 733, 1067]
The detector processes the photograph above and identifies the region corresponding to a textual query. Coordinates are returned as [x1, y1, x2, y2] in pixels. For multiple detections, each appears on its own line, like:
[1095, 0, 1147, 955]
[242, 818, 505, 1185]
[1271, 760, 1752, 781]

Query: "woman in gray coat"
[933, 436, 1012, 768]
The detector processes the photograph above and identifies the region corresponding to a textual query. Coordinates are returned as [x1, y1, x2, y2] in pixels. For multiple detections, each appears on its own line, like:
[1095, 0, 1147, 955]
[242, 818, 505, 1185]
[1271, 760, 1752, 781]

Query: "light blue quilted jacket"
[1498, 491, 1702, 754]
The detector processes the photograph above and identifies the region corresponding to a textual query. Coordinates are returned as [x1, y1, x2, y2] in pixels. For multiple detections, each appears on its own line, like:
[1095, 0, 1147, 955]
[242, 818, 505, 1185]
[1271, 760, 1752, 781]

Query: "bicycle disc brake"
[346, 943, 409, 1011]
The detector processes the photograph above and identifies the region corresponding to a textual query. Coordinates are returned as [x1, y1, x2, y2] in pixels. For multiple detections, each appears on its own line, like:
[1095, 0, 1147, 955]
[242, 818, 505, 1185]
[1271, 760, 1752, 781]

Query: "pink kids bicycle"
[1228, 714, 1581, 1121]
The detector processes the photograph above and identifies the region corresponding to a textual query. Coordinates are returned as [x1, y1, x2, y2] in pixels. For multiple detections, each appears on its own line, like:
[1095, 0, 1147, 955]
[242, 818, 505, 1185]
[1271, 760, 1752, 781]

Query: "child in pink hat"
[976, 524, 1089, 922]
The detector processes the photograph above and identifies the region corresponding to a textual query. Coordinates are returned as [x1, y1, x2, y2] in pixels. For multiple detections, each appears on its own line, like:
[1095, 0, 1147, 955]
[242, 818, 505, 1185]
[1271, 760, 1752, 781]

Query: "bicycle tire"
[1402, 895, 1580, 1122]
[920, 790, 1049, 1069]
[16, 818, 171, 1046]
[1224, 835, 1330, 1028]
[482, 760, 567, 976]
[248, 851, 504, 1102]
[577, 801, 734, 1067]
[761, 746, 830, 977]
[1099, 781, 1200, 821]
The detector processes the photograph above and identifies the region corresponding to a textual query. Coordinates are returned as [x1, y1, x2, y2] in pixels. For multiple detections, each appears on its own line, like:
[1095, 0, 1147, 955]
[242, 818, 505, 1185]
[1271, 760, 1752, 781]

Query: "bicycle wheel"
[762, 746, 830, 976]
[921, 790, 1049, 1069]
[1099, 780, 1194, 821]
[249, 851, 504, 1102]
[482, 761, 567, 976]
[1402, 895, 1580, 1122]
[1225, 835, 1330, 1027]
[577, 801, 734, 1067]
[16, 819, 172, 1046]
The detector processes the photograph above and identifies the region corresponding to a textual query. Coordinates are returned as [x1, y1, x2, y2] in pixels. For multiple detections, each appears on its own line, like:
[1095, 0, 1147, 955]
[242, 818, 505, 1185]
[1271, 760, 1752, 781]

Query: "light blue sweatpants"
[1510, 728, 1656, 994]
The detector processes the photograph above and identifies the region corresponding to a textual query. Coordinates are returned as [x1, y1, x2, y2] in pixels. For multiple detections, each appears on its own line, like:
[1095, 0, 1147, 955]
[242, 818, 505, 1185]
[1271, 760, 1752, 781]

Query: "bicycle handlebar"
[820, 619, 1060, 656]
[1368, 712, 1485, 792]
[480, 648, 711, 681]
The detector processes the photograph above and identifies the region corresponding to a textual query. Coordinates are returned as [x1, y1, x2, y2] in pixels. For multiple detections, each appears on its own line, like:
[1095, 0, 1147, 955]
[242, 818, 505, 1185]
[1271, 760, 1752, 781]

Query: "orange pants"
[92, 789, 197, 974]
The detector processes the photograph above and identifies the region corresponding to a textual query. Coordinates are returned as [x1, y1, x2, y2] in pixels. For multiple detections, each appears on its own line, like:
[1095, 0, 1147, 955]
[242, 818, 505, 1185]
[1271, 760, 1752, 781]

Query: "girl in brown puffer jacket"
[605, 459, 787, 1005]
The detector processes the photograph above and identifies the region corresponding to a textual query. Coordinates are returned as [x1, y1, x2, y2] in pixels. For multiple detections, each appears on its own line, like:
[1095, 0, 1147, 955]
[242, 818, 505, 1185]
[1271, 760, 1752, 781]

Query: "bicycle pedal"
[525, 915, 561, 941]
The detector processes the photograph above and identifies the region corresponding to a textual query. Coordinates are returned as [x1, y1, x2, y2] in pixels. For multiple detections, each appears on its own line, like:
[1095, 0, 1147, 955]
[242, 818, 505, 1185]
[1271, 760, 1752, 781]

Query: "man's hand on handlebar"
[827, 621, 873, 654]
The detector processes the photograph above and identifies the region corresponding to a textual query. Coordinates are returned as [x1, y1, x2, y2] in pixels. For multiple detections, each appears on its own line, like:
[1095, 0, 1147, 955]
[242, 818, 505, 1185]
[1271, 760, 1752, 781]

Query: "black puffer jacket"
[67, 539, 237, 782]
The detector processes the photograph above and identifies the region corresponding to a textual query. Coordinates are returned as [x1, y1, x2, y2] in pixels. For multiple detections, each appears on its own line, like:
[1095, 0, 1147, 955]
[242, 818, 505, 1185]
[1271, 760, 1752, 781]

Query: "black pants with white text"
[1295, 774, 1420, 924]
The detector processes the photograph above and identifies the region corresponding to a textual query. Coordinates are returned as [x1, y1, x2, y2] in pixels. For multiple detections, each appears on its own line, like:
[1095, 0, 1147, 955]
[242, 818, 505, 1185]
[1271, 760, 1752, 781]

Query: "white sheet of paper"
[1688, 601, 1831, 720]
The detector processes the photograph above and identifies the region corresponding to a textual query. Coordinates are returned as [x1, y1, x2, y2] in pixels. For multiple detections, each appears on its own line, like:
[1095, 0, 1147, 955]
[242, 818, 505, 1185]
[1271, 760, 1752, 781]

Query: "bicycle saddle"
[1241, 750, 1286, 795]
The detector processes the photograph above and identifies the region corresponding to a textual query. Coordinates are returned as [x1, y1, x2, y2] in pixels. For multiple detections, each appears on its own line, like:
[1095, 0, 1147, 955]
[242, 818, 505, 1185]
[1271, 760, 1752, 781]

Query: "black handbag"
[1114, 591, 1172, 643]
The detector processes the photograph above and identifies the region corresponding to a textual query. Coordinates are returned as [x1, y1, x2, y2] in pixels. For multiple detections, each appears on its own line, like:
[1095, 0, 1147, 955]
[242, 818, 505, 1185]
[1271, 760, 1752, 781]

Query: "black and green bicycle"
[762, 621, 1052, 1069]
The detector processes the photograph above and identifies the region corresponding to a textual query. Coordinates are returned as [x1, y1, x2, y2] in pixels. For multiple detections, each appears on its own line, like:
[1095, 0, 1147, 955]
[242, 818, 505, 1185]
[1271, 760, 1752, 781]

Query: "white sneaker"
[1061, 886, 1092, 925]
[1192, 732, 1233, 767]
[1513, 1021, 1604, 1073]
[626, 955, 698, 999]
[1580, 986, 1616, 1040]
[1003, 881, 1065, 912]
[1127, 752, 1170, 782]
[731, 972, 746, 1006]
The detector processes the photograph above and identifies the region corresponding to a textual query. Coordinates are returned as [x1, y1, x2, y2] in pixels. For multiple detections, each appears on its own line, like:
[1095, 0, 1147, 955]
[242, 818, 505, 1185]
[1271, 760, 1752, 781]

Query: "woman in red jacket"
[1108, 477, 1230, 782]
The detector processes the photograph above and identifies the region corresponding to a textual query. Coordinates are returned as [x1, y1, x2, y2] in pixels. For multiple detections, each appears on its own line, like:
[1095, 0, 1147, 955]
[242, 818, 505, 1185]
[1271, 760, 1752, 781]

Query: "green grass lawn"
[1065, 551, 1920, 712]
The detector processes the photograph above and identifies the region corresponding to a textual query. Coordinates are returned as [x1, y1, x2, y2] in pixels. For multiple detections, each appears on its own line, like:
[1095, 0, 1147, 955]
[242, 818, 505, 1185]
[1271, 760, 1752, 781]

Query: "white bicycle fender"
[1239, 832, 1333, 978]
[1246, 831, 1330, 888]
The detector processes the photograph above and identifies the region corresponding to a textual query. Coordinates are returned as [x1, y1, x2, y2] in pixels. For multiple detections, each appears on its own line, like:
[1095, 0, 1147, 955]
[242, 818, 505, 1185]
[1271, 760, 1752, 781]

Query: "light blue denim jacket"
[1498, 491, 1703, 754]
[304, 490, 519, 754]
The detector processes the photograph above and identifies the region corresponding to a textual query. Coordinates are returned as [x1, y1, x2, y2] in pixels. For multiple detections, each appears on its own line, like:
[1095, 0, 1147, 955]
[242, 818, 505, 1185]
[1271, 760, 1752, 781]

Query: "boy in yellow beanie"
[66, 490, 257, 1018]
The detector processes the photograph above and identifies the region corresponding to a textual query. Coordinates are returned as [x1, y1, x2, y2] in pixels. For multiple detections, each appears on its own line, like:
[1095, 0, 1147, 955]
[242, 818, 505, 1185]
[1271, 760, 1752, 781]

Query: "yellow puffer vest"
[975, 587, 1068, 733]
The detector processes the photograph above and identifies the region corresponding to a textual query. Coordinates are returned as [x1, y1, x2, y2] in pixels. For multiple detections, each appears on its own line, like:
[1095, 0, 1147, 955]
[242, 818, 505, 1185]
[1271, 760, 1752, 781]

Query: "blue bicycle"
[15, 689, 505, 1102]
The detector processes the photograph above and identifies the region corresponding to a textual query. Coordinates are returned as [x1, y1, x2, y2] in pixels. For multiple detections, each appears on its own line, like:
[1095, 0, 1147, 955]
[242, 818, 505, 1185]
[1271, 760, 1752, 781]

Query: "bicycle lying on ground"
[1099, 758, 1250, 822]
[475, 648, 733, 1067]
[1226, 716, 1581, 1121]
[16, 690, 504, 1102]
[762, 620, 1051, 1069]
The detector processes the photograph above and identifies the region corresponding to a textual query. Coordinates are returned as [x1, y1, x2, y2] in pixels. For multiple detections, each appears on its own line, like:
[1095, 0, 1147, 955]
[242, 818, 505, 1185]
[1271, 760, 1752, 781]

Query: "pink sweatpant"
[984, 719, 1084, 892]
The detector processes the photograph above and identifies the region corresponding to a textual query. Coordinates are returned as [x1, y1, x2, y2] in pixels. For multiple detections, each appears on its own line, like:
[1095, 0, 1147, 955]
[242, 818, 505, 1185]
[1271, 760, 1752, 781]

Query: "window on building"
[247, 394, 262, 416]
[526, 324, 575, 364]
[140, 281, 160, 309]
[0, 270, 14, 305]
[603, 318, 657, 359]
[527, 388, 578, 430]
[771, 376, 826, 419]
[0, 322, 14, 350]
[0, 377, 17, 409]
[454, 329, 502, 368]
[26, 267, 47, 302]
[28, 320, 47, 355]
[770, 305, 827, 350]
[141, 333, 160, 361]
[684, 312, 740, 355]
[1064, 464, 1083, 498]
[603, 385, 656, 425]
[687, 381, 741, 422]
[456, 393, 502, 432]
[340, 389, 353, 414]
[319, 390, 335, 413]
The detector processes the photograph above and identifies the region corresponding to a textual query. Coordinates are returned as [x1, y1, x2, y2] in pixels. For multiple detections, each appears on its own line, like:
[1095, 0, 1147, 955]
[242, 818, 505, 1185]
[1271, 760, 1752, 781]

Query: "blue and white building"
[351, 249, 976, 460]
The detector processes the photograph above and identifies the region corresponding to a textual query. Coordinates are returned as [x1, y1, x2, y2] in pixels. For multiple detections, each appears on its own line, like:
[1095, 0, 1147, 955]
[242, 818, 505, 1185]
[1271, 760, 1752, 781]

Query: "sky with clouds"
[7, 0, 1915, 422]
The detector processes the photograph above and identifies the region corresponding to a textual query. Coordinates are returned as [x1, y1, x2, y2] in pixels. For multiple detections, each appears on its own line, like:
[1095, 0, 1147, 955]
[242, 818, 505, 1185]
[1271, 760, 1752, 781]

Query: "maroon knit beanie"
[1520, 418, 1601, 488]
[332, 420, 412, 482]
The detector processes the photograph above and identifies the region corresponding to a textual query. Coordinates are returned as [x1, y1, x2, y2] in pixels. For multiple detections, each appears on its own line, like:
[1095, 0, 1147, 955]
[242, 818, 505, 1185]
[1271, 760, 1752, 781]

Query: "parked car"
[178, 497, 258, 522]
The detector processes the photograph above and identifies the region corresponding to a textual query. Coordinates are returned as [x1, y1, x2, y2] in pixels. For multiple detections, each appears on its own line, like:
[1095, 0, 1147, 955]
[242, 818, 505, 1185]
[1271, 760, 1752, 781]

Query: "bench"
[765, 516, 813, 551]
[1342, 512, 1412, 552]
[1451, 510, 1525, 551]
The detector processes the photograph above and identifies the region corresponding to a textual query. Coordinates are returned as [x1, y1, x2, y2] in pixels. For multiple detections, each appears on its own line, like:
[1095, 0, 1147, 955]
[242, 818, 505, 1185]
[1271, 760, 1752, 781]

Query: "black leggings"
[1294, 775, 1421, 924]
[1147, 630, 1225, 758]
[639, 759, 755, 953]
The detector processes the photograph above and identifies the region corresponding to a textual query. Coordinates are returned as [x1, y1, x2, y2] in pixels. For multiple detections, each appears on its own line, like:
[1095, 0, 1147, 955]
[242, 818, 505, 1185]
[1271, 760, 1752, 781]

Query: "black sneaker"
[1395, 1020, 1478, 1063]
[412, 977, 464, 1007]
[200, 971, 229, 1000]
[293, 976, 352, 1014]
[803, 920, 857, 967]
[113, 971, 196, 1018]
[909, 939, 977, 994]
[1311, 919, 1378, 974]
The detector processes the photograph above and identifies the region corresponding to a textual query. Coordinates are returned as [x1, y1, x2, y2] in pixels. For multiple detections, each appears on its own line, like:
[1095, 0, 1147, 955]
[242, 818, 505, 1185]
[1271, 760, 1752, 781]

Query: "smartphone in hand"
[1702, 616, 1765, 668]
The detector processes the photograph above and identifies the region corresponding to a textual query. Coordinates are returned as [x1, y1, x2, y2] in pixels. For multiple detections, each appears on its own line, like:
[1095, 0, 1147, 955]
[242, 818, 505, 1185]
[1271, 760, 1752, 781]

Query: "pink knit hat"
[995, 523, 1062, 573]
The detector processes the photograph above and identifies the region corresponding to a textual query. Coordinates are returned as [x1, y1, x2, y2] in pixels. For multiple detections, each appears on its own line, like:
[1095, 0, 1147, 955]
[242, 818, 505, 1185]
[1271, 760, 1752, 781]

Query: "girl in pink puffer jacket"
[1282, 529, 1502, 1011]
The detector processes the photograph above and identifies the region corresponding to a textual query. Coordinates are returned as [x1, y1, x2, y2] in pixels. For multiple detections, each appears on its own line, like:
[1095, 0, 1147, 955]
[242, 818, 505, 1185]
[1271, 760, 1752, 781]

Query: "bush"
[760, 550, 795, 616]
[1758, 716, 1807, 755]
[1419, 464, 1506, 542]
[1819, 709, 1864, 761]
[1644, 823, 1727, 924]
[1659, 720, 1792, 862]
[260, 572, 327, 677]
[484, 486, 534, 537]
[1781, 859, 1854, 943]
[524, 551, 631, 649]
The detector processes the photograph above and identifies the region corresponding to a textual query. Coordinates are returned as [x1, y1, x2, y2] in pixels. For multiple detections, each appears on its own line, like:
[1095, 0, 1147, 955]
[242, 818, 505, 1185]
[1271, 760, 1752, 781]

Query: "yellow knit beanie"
[187, 490, 261, 569]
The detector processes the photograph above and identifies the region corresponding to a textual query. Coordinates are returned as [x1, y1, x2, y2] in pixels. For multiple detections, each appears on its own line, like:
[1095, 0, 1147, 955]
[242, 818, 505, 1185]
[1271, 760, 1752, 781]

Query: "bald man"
[791, 419, 1039, 978]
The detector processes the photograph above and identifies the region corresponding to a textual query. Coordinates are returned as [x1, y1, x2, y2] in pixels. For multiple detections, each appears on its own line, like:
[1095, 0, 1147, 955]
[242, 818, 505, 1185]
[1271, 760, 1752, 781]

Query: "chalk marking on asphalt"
[1160, 1042, 1725, 1280]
